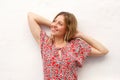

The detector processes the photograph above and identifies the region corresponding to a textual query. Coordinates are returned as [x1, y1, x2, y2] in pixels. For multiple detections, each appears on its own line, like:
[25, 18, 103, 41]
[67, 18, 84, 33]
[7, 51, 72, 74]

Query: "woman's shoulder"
[69, 38, 82, 43]
[67, 38, 82, 48]
[69, 38, 90, 47]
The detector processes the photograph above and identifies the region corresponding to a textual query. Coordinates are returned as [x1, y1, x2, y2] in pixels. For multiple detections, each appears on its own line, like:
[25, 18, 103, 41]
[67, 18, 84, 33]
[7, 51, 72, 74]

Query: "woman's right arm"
[74, 31, 109, 56]
[27, 12, 51, 45]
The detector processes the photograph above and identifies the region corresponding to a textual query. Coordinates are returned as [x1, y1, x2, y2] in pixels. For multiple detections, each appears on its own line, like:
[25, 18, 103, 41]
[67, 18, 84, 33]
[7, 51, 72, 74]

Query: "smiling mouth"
[51, 29, 58, 32]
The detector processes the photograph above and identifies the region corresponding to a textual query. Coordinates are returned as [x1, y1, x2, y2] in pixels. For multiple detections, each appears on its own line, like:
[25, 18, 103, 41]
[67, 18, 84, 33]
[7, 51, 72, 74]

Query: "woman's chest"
[42, 46, 77, 68]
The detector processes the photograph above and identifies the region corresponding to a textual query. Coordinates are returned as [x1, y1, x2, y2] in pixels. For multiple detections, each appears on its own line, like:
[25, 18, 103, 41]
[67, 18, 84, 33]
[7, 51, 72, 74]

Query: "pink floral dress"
[40, 30, 91, 80]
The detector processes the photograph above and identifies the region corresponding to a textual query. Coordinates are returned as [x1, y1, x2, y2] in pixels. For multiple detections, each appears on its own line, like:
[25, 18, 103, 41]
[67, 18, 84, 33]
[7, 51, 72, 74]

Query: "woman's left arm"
[74, 31, 109, 56]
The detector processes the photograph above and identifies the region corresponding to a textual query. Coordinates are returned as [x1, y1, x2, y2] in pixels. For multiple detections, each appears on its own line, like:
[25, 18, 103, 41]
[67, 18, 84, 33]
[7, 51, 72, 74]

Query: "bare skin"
[50, 15, 67, 48]
[27, 12, 109, 57]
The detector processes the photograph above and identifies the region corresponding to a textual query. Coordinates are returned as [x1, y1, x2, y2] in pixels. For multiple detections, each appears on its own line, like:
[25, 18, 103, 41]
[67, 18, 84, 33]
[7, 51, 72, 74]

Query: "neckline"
[53, 42, 68, 50]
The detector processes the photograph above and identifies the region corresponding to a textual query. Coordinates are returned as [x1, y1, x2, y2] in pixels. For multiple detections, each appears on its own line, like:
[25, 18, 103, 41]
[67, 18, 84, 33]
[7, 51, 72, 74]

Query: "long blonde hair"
[53, 12, 77, 42]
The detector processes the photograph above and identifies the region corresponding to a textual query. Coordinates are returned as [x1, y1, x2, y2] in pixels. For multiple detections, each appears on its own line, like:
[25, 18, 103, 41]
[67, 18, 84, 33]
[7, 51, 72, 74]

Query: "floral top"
[40, 30, 91, 80]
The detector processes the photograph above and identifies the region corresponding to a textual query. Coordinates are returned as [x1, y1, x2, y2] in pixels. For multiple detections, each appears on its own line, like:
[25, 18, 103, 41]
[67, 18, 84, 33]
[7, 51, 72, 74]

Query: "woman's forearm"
[77, 32, 109, 55]
[28, 12, 51, 27]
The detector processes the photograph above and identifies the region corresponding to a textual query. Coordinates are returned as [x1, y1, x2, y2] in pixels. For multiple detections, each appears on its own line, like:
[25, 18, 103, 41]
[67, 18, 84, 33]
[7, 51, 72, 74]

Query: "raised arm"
[74, 31, 109, 56]
[27, 12, 51, 45]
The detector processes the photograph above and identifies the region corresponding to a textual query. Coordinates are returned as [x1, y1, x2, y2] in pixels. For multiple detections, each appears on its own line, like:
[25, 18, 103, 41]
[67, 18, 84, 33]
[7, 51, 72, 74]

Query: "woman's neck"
[54, 37, 66, 48]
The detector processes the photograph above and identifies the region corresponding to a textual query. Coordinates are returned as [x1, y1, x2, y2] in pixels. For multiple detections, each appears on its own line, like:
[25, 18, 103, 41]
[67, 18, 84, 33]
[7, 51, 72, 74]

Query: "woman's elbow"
[104, 49, 109, 54]
[100, 49, 109, 56]
[27, 12, 35, 19]
[90, 47, 109, 56]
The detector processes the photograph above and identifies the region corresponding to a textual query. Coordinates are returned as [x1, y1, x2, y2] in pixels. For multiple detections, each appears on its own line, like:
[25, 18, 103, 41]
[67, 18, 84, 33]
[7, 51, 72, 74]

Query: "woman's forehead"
[55, 15, 65, 22]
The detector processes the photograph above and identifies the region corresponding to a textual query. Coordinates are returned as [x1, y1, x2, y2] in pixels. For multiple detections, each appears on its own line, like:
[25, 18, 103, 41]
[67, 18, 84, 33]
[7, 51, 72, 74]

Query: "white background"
[0, 0, 120, 80]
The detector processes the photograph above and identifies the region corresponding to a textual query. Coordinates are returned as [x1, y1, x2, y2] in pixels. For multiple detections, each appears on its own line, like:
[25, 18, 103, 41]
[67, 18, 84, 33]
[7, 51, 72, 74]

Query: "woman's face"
[51, 15, 66, 37]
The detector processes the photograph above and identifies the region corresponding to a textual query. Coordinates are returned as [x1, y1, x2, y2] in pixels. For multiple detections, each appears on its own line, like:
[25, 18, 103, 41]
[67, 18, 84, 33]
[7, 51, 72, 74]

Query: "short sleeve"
[70, 38, 91, 67]
[40, 30, 49, 49]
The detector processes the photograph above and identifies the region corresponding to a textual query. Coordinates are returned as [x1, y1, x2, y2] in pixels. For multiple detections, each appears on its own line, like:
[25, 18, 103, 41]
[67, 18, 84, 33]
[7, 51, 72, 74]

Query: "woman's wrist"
[74, 31, 84, 39]
[46, 21, 52, 28]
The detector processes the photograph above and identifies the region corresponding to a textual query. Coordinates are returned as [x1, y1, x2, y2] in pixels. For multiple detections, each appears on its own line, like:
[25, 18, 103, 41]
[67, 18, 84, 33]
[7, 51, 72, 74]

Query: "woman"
[27, 11, 109, 80]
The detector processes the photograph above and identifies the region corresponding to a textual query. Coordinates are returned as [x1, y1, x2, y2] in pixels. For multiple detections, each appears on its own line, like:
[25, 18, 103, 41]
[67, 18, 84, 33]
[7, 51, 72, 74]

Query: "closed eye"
[58, 21, 63, 26]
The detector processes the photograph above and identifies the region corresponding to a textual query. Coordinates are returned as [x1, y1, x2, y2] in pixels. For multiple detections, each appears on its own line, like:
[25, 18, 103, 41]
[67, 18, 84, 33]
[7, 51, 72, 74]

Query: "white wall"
[0, 0, 120, 80]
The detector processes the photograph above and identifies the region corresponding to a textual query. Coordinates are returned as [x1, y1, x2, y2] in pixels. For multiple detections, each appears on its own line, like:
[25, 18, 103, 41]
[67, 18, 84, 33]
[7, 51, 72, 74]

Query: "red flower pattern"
[40, 30, 91, 80]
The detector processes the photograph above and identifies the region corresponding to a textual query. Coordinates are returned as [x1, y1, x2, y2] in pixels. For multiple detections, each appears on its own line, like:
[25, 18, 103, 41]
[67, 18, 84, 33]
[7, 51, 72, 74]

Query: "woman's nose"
[51, 22, 57, 28]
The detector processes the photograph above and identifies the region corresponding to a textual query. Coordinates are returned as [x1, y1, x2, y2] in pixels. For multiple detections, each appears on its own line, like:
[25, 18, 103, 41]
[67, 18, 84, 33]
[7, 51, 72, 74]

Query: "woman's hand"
[73, 30, 84, 39]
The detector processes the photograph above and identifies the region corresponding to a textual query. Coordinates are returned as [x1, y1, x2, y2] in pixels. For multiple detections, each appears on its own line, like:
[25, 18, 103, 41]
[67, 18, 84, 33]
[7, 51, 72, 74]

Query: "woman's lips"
[51, 29, 56, 32]
[51, 29, 58, 32]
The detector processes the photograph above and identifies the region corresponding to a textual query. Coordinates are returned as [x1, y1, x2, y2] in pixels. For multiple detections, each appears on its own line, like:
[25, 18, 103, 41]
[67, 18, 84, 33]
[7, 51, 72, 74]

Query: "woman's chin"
[51, 33, 61, 37]
[51, 33, 57, 36]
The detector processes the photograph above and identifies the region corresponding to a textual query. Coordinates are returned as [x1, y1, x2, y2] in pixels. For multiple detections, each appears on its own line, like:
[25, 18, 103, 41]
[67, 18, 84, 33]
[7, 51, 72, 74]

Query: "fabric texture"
[40, 30, 91, 80]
